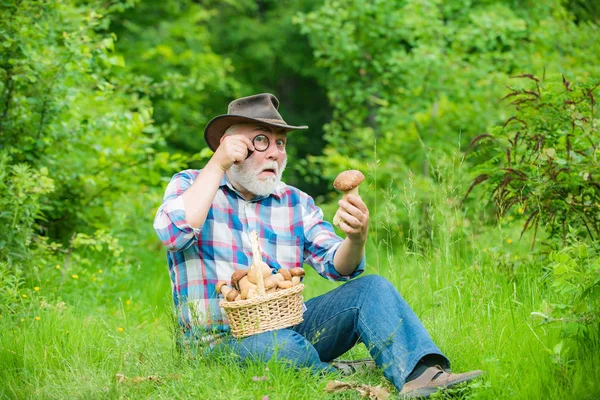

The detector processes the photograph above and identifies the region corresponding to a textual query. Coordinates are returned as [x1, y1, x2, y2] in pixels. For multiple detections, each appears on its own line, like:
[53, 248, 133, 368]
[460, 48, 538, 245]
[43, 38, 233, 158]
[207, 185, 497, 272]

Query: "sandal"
[399, 365, 484, 399]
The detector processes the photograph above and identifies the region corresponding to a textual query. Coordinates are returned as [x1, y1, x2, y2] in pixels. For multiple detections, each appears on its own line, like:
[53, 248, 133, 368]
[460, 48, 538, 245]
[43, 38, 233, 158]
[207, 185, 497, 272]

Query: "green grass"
[2, 181, 600, 399]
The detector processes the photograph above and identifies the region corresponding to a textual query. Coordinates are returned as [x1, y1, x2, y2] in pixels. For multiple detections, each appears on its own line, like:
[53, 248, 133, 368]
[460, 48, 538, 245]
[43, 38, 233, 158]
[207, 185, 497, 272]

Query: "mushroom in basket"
[217, 231, 305, 302]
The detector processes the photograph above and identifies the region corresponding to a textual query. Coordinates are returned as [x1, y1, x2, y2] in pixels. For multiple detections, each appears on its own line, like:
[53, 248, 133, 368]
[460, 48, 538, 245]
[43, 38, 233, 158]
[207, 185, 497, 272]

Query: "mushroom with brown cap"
[289, 267, 305, 286]
[332, 170, 365, 226]
[216, 281, 239, 302]
[230, 270, 248, 291]
[278, 269, 292, 281]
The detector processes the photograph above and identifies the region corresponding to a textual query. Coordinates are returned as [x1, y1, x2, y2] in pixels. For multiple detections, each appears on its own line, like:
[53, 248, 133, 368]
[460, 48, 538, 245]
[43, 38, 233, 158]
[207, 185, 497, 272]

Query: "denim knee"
[232, 329, 320, 366]
[359, 274, 395, 290]
[268, 329, 313, 359]
[353, 274, 398, 296]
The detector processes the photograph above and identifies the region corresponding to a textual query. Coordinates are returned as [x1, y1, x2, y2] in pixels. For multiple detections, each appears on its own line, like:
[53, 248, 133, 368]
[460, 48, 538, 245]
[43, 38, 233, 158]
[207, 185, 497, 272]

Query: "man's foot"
[399, 365, 484, 399]
[329, 358, 377, 376]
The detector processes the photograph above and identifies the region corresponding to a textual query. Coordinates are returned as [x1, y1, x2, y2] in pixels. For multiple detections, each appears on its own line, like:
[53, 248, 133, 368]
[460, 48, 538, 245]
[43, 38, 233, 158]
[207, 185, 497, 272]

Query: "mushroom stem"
[221, 286, 232, 296]
[333, 186, 360, 226]
[278, 280, 292, 290]
[264, 273, 285, 289]
[226, 288, 239, 302]
[239, 276, 257, 299]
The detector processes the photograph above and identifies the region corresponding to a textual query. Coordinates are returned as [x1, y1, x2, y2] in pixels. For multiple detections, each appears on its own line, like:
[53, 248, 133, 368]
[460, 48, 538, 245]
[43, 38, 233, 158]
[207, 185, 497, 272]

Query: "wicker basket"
[220, 284, 305, 338]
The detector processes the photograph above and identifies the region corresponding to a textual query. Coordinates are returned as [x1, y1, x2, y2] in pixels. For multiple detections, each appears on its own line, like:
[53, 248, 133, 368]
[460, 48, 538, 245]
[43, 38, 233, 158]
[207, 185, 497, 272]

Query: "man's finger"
[224, 134, 255, 152]
[338, 219, 355, 234]
[337, 209, 361, 228]
[338, 200, 364, 222]
[236, 135, 255, 151]
[345, 194, 369, 213]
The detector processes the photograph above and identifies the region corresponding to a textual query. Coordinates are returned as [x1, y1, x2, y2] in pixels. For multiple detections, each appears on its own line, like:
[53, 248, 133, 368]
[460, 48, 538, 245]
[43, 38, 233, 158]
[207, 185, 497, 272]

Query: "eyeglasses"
[246, 134, 286, 158]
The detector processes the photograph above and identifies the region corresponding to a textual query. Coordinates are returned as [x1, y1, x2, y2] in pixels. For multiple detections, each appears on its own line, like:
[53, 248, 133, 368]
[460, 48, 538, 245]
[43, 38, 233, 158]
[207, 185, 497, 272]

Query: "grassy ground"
[2, 183, 600, 399]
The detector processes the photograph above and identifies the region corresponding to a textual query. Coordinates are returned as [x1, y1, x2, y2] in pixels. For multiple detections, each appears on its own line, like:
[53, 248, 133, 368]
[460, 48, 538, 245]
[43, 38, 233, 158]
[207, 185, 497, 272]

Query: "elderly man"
[153, 93, 482, 398]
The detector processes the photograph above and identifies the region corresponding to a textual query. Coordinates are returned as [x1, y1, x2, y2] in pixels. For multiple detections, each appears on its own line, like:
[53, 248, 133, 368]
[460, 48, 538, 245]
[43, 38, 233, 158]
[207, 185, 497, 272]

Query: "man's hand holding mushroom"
[332, 170, 369, 276]
[336, 192, 369, 242]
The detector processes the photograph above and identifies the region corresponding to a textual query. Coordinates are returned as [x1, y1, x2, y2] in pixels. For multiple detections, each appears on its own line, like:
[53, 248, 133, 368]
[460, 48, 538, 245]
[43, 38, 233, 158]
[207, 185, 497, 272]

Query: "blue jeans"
[213, 275, 449, 390]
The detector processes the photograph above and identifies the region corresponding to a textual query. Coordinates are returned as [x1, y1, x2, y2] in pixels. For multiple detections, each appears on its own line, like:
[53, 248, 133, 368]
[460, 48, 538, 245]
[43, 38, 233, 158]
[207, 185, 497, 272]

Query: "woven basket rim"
[219, 284, 304, 309]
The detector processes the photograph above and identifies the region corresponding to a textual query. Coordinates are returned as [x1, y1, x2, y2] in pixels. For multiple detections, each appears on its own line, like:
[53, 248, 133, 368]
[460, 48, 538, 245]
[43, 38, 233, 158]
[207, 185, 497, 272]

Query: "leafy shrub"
[534, 242, 600, 341]
[0, 153, 54, 264]
[0, 261, 23, 318]
[0, 0, 183, 242]
[465, 74, 600, 248]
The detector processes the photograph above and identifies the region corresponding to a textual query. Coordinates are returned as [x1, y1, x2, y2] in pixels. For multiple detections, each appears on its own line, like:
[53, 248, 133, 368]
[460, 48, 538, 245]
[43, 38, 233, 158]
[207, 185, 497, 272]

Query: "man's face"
[228, 124, 288, 197]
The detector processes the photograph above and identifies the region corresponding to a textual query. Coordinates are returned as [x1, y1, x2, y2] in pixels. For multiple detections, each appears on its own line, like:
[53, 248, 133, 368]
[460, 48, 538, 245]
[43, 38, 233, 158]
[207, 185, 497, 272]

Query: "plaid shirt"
[153, 169, 365, 337]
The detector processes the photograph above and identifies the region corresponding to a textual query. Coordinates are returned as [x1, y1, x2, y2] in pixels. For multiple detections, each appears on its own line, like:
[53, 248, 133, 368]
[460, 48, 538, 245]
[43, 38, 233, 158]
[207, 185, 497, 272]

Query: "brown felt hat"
[204, 93, 309, 151]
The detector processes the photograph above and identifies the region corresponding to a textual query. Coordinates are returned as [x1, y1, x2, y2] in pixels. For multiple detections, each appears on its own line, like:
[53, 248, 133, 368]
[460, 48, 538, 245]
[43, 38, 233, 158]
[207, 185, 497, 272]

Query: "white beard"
[229, 156, 287, 197]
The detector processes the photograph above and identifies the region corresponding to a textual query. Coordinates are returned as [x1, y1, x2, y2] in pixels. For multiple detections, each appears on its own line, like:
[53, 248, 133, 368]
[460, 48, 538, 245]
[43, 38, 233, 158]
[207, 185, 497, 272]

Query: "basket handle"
[249, 231, 266, 296]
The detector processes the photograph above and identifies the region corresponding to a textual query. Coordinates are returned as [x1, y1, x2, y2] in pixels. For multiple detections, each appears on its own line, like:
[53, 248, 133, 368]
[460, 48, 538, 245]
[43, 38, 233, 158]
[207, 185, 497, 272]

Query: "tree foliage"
[111, 0, 333, 195]
[0, 0, 178, 241]
[296, 0, 600, 206]
[0, 0, 183, 307]
[110, 0, 240, 154]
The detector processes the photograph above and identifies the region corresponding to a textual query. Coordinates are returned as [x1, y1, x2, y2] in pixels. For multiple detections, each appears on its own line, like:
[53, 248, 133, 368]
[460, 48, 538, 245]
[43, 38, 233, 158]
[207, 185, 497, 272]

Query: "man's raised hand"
[210, 135, 255, 172]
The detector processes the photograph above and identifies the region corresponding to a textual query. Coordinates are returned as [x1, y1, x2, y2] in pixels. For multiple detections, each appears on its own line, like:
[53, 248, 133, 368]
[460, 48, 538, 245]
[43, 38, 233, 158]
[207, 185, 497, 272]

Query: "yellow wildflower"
[117, 327, 124, 332]
[35, 316, 40, 321]
[507, 239, 513, 244]
[20, 318, 25, 322]
[518, 208, 524, 214]
[92, 277, 97, 282]
[22, 294, 27, 298]
[56, 265, 60, 270]
[98, 269, 103, 274]
[72, 274, 79, 279]
[34, 287, 39, 292]
[125, 299, 131, 305]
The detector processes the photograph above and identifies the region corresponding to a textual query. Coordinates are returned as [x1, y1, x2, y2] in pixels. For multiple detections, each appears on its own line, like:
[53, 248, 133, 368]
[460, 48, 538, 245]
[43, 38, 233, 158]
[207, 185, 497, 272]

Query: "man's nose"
[264, 141, 280, 160]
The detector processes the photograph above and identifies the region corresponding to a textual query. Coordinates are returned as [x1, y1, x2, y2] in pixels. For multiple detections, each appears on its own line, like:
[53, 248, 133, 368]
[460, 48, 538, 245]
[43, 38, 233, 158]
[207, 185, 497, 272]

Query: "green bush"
[534, 242, 600, 343]
[0, 153, 54, 264]
[466, 74, 600, 248]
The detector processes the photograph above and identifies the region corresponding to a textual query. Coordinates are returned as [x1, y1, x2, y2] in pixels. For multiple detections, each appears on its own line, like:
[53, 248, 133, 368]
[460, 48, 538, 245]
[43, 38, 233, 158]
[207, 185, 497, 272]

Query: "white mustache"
[259, 162, 279, 173]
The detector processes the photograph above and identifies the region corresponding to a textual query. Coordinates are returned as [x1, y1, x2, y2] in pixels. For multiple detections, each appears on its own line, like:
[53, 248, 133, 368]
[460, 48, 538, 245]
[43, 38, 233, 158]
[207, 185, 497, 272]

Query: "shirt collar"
[219, 174, 286, 201]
